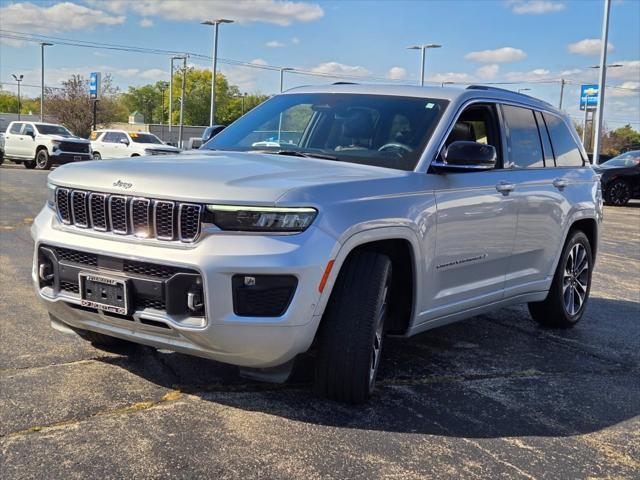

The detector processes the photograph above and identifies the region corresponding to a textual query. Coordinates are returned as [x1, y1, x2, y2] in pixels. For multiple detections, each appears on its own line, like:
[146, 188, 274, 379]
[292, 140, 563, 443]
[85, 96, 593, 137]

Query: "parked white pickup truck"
[3, 121, 92, 170]
[90, 130, 180, 159]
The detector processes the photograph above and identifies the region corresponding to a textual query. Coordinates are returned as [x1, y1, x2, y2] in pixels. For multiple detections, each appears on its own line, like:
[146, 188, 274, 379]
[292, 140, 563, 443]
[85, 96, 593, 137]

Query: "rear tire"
[605, 180, 631, 206]
[314, 251, 392, 404]
[528, 230, 593, 328]
[23, 160, 36, 169]
[35, 149, 52, 170]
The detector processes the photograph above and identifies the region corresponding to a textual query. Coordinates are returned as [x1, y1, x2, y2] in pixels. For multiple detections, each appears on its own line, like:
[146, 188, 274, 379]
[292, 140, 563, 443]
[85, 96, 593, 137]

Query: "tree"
[602, 124, 640, 155]
[45, 74, 126, 137]
[0, 91, 40, 115]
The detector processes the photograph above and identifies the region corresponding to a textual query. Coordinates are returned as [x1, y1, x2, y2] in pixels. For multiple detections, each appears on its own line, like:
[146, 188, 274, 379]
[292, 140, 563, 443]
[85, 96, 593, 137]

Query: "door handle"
[553, 178, 568, 190]
[495, 181, 515, 195]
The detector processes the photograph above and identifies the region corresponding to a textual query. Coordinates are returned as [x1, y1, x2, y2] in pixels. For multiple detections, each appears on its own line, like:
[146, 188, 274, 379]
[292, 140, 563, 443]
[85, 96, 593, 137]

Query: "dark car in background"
[595, 150, 640, 206]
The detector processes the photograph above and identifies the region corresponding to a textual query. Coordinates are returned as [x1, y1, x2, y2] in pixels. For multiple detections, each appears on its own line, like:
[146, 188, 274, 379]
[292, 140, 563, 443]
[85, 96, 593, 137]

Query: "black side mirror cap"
[432, 141, 497, 171]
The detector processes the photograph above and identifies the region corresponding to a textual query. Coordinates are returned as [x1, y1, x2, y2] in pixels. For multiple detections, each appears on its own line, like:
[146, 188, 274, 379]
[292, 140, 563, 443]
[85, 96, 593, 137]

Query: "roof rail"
[332, 81, 358, 85]
[466, 84, 554, 108]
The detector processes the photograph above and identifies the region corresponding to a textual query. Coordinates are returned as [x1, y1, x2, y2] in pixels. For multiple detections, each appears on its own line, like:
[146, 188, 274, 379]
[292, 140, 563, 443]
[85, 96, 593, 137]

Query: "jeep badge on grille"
[112, 180, 133, 189]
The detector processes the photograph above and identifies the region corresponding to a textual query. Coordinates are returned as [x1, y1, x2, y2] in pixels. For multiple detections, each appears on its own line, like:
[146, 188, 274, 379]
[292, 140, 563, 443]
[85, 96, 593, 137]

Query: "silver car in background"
[32, 84, 601, 403]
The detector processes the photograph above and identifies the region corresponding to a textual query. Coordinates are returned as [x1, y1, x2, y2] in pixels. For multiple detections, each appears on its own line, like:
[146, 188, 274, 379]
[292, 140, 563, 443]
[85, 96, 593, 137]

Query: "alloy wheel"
[608, 182, 630, 205]
[563, 243, 589, 316]
[36, 151, 47, 168]
[369, 284, 389, 390]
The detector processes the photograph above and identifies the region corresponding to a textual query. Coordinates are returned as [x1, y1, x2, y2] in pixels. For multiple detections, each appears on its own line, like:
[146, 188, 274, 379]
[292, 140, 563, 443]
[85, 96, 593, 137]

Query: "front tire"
[314, 251, 392, 404]
[605, 180, 631, 206]
[528, 231, 593, 328]
[35, 149, 52, 170]
[92, 152, 101, 160]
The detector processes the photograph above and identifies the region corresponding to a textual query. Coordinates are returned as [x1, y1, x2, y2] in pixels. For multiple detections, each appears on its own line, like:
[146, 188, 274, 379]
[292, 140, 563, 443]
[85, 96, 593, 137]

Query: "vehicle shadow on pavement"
[96, 296, 639, 438]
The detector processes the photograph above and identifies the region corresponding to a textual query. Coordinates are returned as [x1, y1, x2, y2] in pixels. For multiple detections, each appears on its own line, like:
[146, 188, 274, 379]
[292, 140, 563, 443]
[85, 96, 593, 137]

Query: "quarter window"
[23, 124, 35, 136]
[542, 113, 585, 167]
[9, 123, 23, 134]
[502, 105, 544, 168]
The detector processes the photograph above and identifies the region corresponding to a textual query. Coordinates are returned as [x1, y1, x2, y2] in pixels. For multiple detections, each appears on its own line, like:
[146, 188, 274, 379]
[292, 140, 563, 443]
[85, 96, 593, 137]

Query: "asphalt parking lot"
[1, 163, 639, 479]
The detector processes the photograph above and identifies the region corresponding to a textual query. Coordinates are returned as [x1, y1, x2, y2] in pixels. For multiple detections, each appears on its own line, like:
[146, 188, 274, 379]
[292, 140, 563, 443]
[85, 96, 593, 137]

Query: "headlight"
[51, 140, 61, 152]
[46, 183, 56, 209]
[204, 205, 317, 232]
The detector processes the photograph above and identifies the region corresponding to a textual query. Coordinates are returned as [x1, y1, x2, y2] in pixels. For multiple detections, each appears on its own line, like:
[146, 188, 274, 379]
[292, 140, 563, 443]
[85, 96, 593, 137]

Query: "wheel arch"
[35, 144, 48, 156]
[313, 227, 422, 337]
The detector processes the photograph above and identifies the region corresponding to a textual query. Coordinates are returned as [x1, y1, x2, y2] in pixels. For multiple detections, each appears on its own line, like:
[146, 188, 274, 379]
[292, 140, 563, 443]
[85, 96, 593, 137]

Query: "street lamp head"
[12, 74, 23, 81]
[407, 44, 442, 50]
[589, 63, 623, 68]
[41, 42, 53, 47]
[202, 18, 234, 25]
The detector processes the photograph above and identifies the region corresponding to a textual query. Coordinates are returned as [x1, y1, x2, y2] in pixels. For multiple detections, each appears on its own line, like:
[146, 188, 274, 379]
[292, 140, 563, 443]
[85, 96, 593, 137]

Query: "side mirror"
[26, 131, 35, 138]
[433, 141, 496, 171]
[202, 125, 225, 143]
[120, 138, 130, 145]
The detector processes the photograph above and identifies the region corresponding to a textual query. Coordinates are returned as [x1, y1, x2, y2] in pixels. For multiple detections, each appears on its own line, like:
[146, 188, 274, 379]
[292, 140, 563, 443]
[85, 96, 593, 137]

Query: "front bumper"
[32, 206, 338, 367]
[51, 151, 92, 164]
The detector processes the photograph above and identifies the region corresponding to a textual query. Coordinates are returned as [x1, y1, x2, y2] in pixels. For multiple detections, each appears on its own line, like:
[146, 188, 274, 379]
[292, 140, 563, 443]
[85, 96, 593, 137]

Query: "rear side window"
[23, 124, 35, 136]
[9, 123, 23, 134]
[534, 111, 555, 166]
[542, 113, 585, 167]
[502, 105, 544, 168]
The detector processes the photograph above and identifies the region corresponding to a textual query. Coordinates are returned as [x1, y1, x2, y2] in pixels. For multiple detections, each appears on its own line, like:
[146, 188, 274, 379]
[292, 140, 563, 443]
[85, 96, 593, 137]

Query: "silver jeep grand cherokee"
[32, 84, 602, 403]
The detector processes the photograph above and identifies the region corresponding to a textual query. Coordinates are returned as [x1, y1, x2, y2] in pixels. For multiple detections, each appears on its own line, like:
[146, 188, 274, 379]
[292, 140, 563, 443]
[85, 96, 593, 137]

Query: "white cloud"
[507, 1, 565, 14]
[504, 68, 551, 82]
[607, 60, 640, 80]
[609, 81, 640, 98]
[140, 18, 154, 28]
[0, 2, 125, 38]
[308, 62, 371, 78]
[568, 38, 614, 56]
[265, 40, 285, 48]
[139, 68, 167, 81]
[476, 64, 499, 79]
[465, 47, 527, 63]
[387, 67, 408, 81]
[250, 58, 269, 66]
[87, 0, 323, 26]
[292, 37, 301, 45]
[427, 72, 473, 84]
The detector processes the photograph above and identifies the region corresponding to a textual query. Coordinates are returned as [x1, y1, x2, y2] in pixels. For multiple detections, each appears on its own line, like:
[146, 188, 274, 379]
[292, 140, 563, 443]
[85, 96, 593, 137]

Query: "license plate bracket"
[79, 272, 130, 315]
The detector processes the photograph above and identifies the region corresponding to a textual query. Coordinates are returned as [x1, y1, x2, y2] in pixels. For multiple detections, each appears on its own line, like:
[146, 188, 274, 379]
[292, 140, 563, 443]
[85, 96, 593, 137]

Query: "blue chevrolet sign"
[580, 84, 598, 111]
[89, 72, 101, 99]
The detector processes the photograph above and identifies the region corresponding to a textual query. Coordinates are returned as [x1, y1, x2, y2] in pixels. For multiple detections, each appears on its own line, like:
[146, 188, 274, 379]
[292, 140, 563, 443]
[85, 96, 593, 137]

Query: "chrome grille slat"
[154, 200, 176, 241]
[70, 190, 89, 228]
[131, 198, 152, 238]
[89, 193, 108, 231]
[56, 188, 202, 243]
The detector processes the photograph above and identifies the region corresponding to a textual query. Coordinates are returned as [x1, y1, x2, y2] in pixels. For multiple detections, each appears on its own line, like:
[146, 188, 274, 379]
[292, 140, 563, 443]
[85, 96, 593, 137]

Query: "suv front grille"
[56, 188, 202, 243]
[60, 141, 90, 153]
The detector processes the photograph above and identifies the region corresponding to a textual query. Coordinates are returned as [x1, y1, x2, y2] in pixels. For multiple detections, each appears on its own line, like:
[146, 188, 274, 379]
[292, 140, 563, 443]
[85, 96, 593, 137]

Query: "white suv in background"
[90, 130, 180, 159]
[3, 121, 91, 170]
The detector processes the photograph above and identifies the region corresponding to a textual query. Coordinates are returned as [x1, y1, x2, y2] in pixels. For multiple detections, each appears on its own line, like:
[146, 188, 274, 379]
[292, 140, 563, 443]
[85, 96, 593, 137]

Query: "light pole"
[592, 0, 611, 166]
[517, 88, 531, 94]
[407, 44, 441, 86]
[588, 62, 621, 156]
[558, 78, 566, 109]
[158, 81, 168, 141]
[12, 74, 23, 120]
[169, 55, 185, 144]
[202, 19, 234, 126]
[40, 42, 53, 121]
[178, 56, 187, 148]
[280, 67, 293, 92]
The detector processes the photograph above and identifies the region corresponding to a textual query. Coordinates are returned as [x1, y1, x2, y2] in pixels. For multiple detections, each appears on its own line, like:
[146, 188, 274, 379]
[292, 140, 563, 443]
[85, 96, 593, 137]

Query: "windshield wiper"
[269, 150, 339, 161]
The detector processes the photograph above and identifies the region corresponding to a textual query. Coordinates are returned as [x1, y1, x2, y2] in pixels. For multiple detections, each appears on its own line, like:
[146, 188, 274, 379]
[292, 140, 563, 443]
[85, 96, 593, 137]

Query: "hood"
[48, 151, 400, 204]
[49, 134, 89, 143]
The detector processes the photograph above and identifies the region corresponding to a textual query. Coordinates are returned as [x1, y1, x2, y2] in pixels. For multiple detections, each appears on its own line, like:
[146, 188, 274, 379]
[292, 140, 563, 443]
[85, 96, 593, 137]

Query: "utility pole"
[169, 56, 185, 145]
[178, 56, 187, 148]
[159, 82, 168, 142]
[592, 0, 611, 166]
[12, 74, 23, 120]
[40, 42, 53, 121]
[558, 78, 566, 109]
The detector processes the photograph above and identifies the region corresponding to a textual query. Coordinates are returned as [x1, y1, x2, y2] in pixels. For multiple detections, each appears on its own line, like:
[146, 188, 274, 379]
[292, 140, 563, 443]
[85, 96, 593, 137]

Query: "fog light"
[39, 262, 54, 283]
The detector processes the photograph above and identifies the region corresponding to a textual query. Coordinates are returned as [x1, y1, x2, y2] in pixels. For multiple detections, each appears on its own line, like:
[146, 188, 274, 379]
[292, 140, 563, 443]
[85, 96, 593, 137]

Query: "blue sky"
[1, 0, 639, 128]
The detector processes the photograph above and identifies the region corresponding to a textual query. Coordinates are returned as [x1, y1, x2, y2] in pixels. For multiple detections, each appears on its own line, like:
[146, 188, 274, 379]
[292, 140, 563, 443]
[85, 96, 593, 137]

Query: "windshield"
[129, 132, 163, 144]
[603, 150, 640, 167]
[35, 124, 72, 136]
[202, 93, 448, 170]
